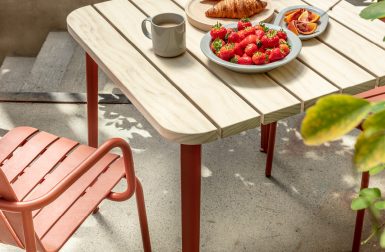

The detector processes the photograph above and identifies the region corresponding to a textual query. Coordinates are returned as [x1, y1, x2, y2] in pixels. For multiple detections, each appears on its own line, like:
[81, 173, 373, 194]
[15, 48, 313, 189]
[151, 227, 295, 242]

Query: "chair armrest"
[0, 138, 136, 212]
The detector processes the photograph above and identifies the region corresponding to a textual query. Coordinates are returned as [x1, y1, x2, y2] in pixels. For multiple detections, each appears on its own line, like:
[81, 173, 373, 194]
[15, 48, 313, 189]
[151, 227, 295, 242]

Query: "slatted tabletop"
[67, 0, 384, 145]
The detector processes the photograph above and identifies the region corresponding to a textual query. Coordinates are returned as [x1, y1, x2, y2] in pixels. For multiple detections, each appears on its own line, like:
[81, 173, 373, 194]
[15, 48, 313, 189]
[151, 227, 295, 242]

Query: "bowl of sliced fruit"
[274, 5, 329, 40]
[200, 19, 302, 73]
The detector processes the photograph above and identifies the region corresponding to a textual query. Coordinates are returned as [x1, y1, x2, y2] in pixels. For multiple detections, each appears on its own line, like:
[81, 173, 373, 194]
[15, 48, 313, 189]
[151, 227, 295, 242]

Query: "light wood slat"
[299, 39, 376, 94]
[319, 19, 385, 86]
[12, 138, 79, 199]
[0, 126, 38, 164]
[273, 0, 385, 86]
[267, 60, 338, 109]
[89, 4, 260, 137]
[40, 158, 125, 251]
[302, 0, 340, 10]
[67, 7, 218, 145]
[271, 0, 306, 13]
[2, 132, 59, 182]
[172, 0, 339, 108]
[330, 0, 385, 50]
[115, 0, 301, 124]
[34, 152, 118, 238]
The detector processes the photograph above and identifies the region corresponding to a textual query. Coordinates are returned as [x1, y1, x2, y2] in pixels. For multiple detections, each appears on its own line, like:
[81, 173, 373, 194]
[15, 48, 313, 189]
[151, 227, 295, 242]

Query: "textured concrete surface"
[0, 102, 384, 251]
[0, 32, 119, 94]
[0, 57, 35, 92]
[0, 0, 106, 64]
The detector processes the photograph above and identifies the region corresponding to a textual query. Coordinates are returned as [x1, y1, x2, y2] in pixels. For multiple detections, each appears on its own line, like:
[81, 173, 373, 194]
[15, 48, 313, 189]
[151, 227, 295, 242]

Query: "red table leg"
[265, 122, 277, 177]
[260, 124, 270, 153]
[352, 172, 370, 252]
[181, 144, 201, 252]
[86, 53, 98, 148]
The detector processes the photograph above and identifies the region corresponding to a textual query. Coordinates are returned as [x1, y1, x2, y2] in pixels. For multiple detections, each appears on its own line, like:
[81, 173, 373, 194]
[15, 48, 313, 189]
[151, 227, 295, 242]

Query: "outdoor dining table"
[66, 0, 385, 251]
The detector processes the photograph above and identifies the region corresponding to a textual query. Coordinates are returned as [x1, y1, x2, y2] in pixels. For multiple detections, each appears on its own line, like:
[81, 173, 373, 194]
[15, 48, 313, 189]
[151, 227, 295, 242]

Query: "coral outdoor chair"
[260, 85, 385, 252]
[0, 126, 151, 252]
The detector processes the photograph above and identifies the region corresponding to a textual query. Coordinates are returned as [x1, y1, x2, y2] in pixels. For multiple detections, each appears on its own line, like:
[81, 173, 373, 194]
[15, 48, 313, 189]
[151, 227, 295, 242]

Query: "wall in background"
[0, 0, 104, 64]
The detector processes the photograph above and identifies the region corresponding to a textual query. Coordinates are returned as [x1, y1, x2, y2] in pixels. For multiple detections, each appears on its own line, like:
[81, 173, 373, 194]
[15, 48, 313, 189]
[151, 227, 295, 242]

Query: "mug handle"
[141, 17, 152, 39]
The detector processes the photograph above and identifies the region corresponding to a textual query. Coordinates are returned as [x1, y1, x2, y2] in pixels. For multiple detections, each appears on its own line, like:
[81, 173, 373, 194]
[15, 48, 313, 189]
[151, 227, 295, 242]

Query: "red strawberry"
[266, 30, 280, 48]
[217, 43, 235, 61]
[243, 26, 256, 37]
[210, 22, 227, 40]
[237, 30, 247, 41]
[254, 24, 265, 32]
[240, 34, 258, 48]
[234, 43, 244, 56]
[269, 48, 284, 62]
[279, 43, 290, 56]
[244, 43, 258, 57]
[228, 32, 241, 43]
[279, 38, 287, 45]
[252, 52, 268, 65]
[255, 29, 265, 39]
[210, 38, 225, 53]
[260, 35, 269, 49]
[277, 30, 288, 40]
[230, 55, 240, 64]
[265, 48, 272, 55]
[237, 18, 252, 31]
[225, 28, 234, 40]
[238, 55, 253, 65]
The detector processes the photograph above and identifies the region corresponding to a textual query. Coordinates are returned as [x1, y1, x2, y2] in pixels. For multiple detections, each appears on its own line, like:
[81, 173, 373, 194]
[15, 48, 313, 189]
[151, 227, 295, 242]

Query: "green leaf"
[370, 101, 385, 114]
[380, 230, 385, 248]
[301, 95, 371, 145]
[351, 197, 370, 210]
[360, 187, 381, 199]
[360, 1, 385, 20]
[369, 163, 385, 175]
[375, 200, 385, 210]
[355, 131, 385, 171]
[363, 109, 385, 136]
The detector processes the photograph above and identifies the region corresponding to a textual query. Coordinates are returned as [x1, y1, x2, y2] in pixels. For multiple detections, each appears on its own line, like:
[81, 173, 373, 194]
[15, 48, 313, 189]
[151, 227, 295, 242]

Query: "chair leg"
[21, 211, 37, 252]
[265, 122, 277, 178]
[92, 207, 100, 214]
[260, 124, 270, 153]
[135, 178, 152, 252]
[352, 172, 370, 252]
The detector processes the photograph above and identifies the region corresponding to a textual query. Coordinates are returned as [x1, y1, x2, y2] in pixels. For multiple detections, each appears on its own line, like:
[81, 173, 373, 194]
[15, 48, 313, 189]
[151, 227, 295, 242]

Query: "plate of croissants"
[186, 0, 274, 31]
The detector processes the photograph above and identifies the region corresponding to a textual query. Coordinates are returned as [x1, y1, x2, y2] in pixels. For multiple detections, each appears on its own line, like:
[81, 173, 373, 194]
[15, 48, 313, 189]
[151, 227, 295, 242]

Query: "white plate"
[200, 22, 302, 73]
[185, 0, 275, 31]
[273, 5, 329, 40]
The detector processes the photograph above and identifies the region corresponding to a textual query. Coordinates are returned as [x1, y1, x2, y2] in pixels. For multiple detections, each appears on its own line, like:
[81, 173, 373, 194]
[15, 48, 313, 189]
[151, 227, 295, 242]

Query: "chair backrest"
[0, 127, 45, 250]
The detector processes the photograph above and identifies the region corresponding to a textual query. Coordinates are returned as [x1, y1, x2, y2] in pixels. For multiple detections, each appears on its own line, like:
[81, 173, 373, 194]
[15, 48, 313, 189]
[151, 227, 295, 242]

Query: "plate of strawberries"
[200, 19, 302, 73]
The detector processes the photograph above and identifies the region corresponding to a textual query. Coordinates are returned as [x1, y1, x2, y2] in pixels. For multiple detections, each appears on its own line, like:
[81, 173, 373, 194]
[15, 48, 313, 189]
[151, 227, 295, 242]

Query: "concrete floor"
[0, 102, 384, 252]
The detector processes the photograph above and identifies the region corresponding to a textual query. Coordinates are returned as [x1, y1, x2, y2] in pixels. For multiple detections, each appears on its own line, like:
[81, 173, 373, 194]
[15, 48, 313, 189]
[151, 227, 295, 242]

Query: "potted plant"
[301, 94, 385, 246]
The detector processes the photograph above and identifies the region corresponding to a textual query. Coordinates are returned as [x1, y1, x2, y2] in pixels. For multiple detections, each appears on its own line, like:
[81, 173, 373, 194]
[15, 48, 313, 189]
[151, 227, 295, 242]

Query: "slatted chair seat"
[0, 127, 151, 252]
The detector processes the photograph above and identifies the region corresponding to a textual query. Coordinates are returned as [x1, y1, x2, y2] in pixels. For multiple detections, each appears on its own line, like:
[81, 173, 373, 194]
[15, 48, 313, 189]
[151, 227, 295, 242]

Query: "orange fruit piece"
[308, 12, 320, 23]
[296, 22, 318, 35]
[298, 10, 320, 23]
[284, 9, 300, 17]
[284, 9, 303, 23]
[287, 20, 299, 35]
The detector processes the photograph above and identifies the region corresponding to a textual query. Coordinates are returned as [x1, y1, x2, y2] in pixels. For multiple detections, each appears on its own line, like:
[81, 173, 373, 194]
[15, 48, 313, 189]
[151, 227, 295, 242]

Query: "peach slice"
[296, 22, 318, 35]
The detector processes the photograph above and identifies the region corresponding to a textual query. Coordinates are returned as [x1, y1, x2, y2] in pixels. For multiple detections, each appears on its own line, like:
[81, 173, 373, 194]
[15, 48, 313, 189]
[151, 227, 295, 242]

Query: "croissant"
[205, 0, 267, 19]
